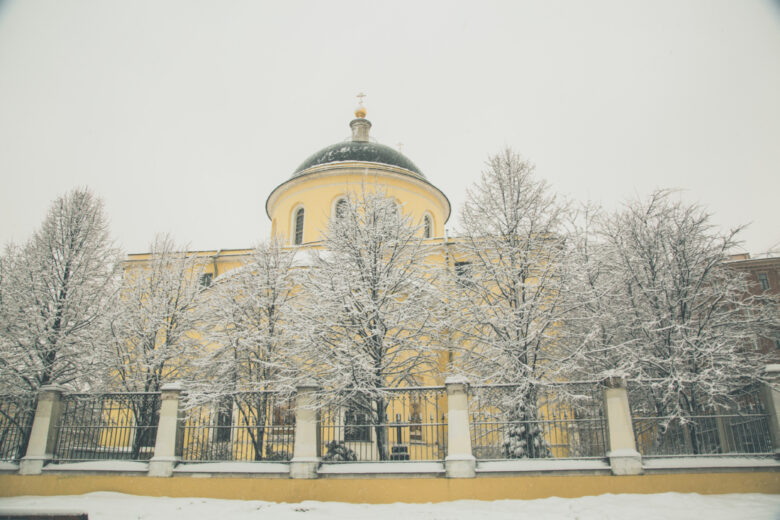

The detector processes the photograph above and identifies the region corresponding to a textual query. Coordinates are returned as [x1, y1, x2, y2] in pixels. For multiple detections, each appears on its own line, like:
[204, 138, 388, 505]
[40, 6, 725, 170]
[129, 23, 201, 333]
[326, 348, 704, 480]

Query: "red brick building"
[727, 254, 780, 361]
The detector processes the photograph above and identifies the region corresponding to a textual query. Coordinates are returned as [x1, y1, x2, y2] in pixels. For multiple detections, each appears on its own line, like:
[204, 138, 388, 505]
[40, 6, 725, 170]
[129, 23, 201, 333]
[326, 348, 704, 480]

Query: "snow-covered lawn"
[0, 492, 778, 519]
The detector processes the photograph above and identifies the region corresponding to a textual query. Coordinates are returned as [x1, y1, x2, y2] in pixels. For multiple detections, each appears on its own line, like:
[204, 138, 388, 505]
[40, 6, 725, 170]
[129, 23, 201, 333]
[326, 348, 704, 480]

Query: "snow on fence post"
[148, 382, 184, 477]
[602, 376, 642, 475]
[445, 376, 476, 478]
[761, 364, 780, 458]
[19, 385, 67, 475]
[290, 382, 320, 479]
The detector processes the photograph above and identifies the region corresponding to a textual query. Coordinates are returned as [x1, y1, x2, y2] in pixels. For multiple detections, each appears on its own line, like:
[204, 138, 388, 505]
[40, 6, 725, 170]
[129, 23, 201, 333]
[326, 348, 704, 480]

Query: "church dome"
[292, 140, 425, 179]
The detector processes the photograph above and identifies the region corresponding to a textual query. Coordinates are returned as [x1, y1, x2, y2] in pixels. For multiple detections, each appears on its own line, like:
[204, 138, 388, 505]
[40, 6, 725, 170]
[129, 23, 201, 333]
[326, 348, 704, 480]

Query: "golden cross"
[356, 92, 367, 106]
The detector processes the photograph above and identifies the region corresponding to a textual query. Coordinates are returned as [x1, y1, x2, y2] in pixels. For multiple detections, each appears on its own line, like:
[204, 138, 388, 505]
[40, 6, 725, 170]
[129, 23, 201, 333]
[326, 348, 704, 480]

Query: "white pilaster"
[19, 385, 67, 475]
[148, 382, 183, 477]
[761, 364, 780, 458]
[602, 377, 642, 475]
[290, 383, 320, 479]
[445, 376, 475, 478]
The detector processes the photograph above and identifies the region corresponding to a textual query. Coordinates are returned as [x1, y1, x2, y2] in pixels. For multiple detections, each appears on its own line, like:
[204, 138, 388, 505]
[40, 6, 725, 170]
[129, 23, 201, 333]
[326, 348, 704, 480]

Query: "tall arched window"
[423, 215, 432, 239]
[335, 198, 348, 220]
[294, 207, 304, 245]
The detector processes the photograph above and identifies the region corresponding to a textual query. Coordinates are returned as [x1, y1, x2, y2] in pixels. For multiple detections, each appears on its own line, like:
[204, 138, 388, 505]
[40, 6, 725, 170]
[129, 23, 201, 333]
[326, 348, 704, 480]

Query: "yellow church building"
[128, 104, 451, 291]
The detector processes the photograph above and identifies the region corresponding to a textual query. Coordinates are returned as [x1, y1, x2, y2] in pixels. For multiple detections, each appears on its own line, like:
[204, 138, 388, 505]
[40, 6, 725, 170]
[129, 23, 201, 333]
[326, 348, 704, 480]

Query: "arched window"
[293, 207, 304, 245]
[335, 198, 348, 220]
[423, 214, 432, 239]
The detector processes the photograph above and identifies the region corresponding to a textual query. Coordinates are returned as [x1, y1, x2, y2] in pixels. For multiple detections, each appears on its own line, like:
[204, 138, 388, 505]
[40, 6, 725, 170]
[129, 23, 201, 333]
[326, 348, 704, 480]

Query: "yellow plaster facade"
[2, 472, 778, 503]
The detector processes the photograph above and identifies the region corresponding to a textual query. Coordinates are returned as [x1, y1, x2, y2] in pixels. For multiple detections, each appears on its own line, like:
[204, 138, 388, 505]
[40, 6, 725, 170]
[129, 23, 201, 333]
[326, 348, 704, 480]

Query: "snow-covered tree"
[564, 191, 778, 448]
[191, 240, 298, 460]
[557, 204, 626, 380]
[450, 149, 573, 458]
[295, 190, 442, 460]
[104, 234, 207, 456]
[0, 188, 119, 395]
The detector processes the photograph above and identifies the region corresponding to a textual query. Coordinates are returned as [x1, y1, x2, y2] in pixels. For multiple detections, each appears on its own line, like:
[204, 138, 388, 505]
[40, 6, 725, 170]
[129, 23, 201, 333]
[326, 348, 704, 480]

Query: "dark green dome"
[293, 140, 425, 179]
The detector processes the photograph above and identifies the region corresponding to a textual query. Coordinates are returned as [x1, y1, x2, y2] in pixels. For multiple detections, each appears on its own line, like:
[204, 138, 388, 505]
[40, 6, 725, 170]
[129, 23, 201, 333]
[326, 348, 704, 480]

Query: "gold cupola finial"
[355, 92, 367, 118]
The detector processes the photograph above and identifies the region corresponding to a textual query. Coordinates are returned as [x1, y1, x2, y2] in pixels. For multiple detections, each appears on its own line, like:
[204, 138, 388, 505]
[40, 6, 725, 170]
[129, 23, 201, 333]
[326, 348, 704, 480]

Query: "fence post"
[148, 382, 184, 477]
[445, 376, 475, 478]
[602, 377, 642, 475]
[761, 364, 780, 458]
[290, 383, 320, 479]
[19, 385, 66, 475]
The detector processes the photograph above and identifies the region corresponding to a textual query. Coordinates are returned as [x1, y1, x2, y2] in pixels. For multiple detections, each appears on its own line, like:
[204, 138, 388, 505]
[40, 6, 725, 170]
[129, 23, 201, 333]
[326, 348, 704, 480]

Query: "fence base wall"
[148, 457, 178, 478]
[17, 457, 47, 476]
[608, 451, 643, 476]
[289, 458, 320, 479]
[0, 471, 777, 503]
[445, 455, 476, 478]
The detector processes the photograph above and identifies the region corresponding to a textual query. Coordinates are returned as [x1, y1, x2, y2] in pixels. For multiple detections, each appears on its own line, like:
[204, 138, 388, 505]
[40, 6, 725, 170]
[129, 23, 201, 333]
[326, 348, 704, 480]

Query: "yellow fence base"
[1, 472, 778, 503]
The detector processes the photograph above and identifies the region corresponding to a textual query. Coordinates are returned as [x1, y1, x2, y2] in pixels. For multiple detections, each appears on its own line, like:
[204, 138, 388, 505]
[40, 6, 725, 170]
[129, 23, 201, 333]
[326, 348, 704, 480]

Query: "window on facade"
[272, 401, 295, 434]
[758, 273, 770, 291]
[215, 396, 233, 443]
[137, 408, 159, 448]
[344, 408, 371, 442]
[294, 207, 304, 245]
[454, 261, 472, 284]
[423, 215, 432, 239]
[335, 198, 348, 220]
[199, 273, 213, 288]
[409, 399, 423, 442]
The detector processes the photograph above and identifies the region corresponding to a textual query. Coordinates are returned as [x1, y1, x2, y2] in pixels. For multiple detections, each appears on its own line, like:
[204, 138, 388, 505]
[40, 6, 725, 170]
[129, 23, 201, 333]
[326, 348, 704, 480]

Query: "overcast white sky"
[0, 0, 778, 255]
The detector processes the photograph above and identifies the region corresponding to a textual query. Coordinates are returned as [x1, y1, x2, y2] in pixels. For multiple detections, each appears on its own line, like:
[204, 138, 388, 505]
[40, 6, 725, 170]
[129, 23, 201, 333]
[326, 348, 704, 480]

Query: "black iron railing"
[319, 387, 448, 462]
[52, 393, 161, 462]
[180, 392, 294, 462]
[0, 394, 36, 462]
[630, 386, 773, 457]
[469, 382, 608, 460]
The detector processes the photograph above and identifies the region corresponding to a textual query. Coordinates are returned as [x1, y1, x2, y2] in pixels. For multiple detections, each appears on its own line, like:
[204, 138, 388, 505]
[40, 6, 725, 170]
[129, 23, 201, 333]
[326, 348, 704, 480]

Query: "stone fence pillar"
[761, 364, 780, 458]
[19, 385, 67, 475]
[602, 377, 642, 475]
[290, 383, 320, 479]
[445, 376, 475, 478]
[148, 382, 184, 477]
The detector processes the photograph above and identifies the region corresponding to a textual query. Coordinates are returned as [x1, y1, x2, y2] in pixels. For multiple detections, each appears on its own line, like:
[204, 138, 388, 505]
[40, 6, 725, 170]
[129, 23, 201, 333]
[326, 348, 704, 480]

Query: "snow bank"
[174, 462, 289, 474]
[476, 458, 610, 472]
[1, 492, 778, 520]
[42, 461, 149, 472]
[318, 462, 444, 474]
[643, 456, 780, 470]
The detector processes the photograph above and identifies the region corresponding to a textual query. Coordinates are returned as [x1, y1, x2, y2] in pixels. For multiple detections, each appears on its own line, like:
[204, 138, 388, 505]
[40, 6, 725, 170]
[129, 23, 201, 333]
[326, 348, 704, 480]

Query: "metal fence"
[0, 395, 36, 462]
[319, 387, 448, 462]
[469, 382, 608, 460]
[180, 392, 294, 462]
[52, 393, 161, 462]
[630, 386, 773, 457]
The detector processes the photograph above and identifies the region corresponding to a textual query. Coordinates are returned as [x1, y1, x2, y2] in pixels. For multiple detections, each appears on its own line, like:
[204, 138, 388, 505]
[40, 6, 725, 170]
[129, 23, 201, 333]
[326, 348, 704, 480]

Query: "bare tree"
[567, 191, 778, 435]
[104, 234, 207, 456]
[295, 190, 442, 460]
[192, 240, 298, 460]
[450, 149, 574, 458]
[0, 188, 119, 394]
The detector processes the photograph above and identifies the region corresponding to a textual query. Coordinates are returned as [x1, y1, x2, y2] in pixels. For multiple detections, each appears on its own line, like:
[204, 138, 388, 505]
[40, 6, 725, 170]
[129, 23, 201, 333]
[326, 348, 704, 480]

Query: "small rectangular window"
[758, 273, 770, 291]
[294, 208, 305, 245]
[344, 408, 371, 442]
[454, 261, 472, 284]
[200, 273, 213, 288]
[215, 397, 232, 443]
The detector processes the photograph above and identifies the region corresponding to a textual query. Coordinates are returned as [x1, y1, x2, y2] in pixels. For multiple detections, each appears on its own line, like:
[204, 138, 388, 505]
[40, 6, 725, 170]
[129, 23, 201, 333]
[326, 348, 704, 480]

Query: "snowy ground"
[0, 492, 778, 520]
